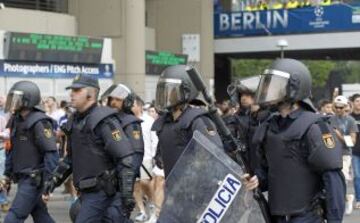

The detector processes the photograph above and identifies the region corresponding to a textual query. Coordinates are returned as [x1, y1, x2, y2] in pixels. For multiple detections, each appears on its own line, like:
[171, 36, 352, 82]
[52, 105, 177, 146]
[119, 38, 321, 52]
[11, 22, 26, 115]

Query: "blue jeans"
[0, 148, 8, 205]
[4, 177, 54, 223]
[352, 154, 360, 202]
[0, 148, 5, 175]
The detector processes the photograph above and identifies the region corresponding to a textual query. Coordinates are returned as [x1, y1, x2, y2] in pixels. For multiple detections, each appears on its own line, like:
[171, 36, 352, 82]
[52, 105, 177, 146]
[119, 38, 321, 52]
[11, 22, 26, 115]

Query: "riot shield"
[158, 131, 266, 223]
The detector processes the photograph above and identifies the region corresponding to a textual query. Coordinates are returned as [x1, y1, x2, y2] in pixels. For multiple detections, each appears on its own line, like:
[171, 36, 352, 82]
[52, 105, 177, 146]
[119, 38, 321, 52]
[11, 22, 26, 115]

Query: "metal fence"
[0, 0, 68, 13]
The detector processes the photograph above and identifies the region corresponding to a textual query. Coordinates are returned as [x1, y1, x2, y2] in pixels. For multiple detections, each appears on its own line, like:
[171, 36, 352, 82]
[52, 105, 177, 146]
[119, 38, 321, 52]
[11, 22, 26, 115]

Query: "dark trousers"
[76, 191, 133, 223]
[4, 177, 54, 223]
[273, 210, 324, 223]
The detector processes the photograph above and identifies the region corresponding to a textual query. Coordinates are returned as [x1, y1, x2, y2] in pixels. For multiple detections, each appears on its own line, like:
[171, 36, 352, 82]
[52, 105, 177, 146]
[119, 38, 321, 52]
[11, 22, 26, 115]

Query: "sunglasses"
[334, 106, 345, 110]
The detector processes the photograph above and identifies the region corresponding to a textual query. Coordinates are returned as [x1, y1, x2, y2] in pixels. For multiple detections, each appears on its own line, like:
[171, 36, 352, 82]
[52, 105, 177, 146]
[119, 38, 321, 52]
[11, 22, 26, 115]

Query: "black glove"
[43, 158, 72, 195]
[43, 178, 57, 195]
[154, 154, 164, 170]
[119, 156, 137, 218]
[121, 192, 135, 218]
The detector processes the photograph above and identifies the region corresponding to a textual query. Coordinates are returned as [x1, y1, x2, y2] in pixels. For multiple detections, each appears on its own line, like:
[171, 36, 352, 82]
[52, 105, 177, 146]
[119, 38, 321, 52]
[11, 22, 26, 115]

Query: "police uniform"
[254, 109, 344, 222]
[252, 58, 345, 223]
[152, 106, 223, 177]
[43, 74, 139, 223]
[101, 83, 144, 173]
[225, 75, 268, 172]
[116, 111, 144, 171]
[223, 108, 271, 173]
[68, 105, 139, 222]
[4, 110, 58, 223]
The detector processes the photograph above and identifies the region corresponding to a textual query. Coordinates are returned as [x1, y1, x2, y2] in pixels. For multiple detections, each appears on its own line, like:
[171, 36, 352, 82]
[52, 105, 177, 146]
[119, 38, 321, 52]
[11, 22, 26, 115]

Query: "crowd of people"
[239, 0, 334, 11]
[225, 0, 339, 11]
[0, 58, 357, 222]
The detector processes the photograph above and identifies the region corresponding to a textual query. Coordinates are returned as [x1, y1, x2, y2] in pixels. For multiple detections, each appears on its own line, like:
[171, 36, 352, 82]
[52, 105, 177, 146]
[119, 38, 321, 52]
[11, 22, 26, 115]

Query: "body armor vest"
[70, 106, 117, 186]
[117, 112, 144, 153]
[11, 111, 53, 173]
[153, 107, 208, 176]
[264, 111, 322, 215]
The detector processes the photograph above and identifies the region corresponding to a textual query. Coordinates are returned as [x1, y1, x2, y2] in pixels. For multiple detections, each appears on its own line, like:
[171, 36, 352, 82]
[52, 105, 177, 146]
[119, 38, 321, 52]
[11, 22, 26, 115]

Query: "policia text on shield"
[186, 67, 272, 223]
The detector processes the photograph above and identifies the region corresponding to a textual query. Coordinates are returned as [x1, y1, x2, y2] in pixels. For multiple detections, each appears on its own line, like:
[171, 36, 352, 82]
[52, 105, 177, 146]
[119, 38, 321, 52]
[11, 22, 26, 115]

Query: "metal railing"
[0, 0, 68, 13]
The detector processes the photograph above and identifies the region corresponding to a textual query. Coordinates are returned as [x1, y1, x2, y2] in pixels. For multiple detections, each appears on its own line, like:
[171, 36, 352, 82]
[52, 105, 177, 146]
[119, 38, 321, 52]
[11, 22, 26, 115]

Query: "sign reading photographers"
[0, 60, 113, 78]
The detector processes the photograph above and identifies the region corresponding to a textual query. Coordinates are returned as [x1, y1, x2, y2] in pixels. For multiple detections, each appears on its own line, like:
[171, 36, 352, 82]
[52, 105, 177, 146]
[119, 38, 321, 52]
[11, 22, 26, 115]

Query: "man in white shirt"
[132, 96, 158, 222]
[45, 96, 65, 125]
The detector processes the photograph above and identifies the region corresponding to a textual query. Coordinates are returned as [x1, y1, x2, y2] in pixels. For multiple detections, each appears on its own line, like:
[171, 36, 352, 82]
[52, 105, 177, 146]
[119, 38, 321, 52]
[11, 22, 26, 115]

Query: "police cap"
[66, 74, 99, 90]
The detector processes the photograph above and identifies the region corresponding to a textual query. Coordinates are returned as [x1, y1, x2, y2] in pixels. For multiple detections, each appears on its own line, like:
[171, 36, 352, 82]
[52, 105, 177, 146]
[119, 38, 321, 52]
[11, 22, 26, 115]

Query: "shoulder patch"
[43, 128, 53, 138]
[112, 129, 122, 141]
[322, 133, 335, 149]
[132, 130, 141, 140]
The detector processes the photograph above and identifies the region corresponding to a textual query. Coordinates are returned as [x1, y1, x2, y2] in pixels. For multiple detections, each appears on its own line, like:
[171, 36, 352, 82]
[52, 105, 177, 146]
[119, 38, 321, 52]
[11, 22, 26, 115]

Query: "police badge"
[132, 130, 141, 140]
[44, 128, 52, 138]
[322, 133, 335, 149]
[112, 130, 122, 141]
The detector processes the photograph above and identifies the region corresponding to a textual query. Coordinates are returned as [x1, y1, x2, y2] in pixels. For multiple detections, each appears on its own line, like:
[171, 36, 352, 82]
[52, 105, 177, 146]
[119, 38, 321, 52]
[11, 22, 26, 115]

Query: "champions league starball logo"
[309, 6, 329, 28]
[314, 6, 324, 17]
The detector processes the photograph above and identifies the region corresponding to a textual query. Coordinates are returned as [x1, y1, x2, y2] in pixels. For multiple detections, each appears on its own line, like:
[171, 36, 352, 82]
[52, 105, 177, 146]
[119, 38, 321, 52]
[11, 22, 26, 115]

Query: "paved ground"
[0, 185, 358, 222]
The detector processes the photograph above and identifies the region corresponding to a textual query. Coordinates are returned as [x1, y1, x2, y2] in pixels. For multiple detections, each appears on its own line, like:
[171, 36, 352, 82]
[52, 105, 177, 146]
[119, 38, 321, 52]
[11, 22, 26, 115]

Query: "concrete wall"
[0, 7, 76, 35]
[69, 0, 146, 98]
[69, 0, 214, 99]
[68, 0, 122, 37]
[146, 0, 214, 90]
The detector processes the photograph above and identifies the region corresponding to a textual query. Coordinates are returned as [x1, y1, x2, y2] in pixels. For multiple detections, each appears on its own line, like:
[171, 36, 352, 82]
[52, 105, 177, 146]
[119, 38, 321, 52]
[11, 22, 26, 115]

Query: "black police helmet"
[155, 65, 199, 111]
[269, 58, 312, 102]
[227, 76, 260, 104]
[5, 81, 41, 112]
[101, 84, 135, 113]
[256, 58, 317, 112]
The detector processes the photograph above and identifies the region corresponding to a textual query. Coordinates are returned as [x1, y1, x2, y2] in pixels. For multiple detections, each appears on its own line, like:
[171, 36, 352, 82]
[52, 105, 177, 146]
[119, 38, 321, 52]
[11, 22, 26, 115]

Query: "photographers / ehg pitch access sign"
[0, 60, 113, 78]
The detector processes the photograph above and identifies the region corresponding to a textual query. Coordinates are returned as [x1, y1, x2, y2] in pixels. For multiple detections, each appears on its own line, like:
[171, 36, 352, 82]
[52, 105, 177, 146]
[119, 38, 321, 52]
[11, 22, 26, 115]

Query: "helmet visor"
[227, 76, 261, 103]
[255, 69, 290, 105]
[239, 75, 261, 93]
[101, 84, 130, 101]
[5, 90, 24, 113]
[155, 78, 183, 111]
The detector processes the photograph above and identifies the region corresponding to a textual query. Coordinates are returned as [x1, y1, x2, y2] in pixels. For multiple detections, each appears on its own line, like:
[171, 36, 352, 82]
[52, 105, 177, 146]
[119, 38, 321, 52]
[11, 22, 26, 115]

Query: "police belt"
[13, 169, 43, 187]
[274, 204, 324, 222]
[76, 169, 118, 197]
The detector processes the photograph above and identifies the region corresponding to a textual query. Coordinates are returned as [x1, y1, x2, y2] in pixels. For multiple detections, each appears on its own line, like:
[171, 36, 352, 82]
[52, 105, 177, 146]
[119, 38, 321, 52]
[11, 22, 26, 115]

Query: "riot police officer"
[226, 76, 269, 171]
[101, 83, 144, 160]
[4, 81, 58, 223]
[247, 59, 345, 223]
[101, 84, 145, 220]
[152, 65, 223, 177]
[43, 74, 139, 222]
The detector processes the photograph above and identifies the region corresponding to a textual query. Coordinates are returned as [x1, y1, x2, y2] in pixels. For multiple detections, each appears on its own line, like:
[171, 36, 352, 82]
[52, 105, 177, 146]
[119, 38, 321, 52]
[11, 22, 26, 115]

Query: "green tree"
[303, 60, 336, 87]
[231, 59, 271, 79]
[344, 61, 360, 83]
[231, 59, 337, 88]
